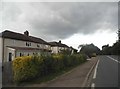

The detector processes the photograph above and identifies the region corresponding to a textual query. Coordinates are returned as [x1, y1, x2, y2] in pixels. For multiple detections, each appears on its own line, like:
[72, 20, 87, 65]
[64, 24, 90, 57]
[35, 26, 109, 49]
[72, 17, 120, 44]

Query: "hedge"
[12, 54, 87, 83]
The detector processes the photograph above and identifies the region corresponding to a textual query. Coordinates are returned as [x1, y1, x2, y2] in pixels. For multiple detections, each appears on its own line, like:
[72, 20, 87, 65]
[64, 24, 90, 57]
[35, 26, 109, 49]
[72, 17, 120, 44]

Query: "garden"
[12, 53, 87, 84]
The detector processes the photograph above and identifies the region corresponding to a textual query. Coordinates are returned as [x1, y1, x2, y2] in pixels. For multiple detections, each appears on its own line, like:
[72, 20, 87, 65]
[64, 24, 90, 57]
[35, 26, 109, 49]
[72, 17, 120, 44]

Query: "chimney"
[59, 40, 61, 44]
[24, 30, 29, 36]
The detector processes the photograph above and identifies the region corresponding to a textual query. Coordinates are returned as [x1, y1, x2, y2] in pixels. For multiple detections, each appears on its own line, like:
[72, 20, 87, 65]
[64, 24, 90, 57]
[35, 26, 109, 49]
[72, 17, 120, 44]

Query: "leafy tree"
[79, 43, 101, 58]
[101, 42, 120, 55]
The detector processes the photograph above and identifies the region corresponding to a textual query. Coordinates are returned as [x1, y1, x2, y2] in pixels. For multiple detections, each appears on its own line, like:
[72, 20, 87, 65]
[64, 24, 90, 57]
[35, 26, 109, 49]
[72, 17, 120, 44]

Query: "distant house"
[0, 30, 51, 63]
[49, 40, 72, 54]
[69, 46, 78, 54]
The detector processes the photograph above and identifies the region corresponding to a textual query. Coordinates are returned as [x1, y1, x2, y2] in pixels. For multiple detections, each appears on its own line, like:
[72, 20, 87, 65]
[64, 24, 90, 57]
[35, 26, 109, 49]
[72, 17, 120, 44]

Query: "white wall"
[51, 46, 69, 54]
[7, 47, 15, 61]
[0, 37, 2, 63]
[16, 50, 41, 57]
[51, 47, 59, 54]
[3, 38, 51, 62]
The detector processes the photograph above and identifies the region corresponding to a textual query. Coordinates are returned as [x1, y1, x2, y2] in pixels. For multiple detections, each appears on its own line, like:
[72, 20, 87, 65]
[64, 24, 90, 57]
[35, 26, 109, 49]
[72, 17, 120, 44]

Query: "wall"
[0, 37, 2, 63]
[16, 50, 41, 57]
[3, 38, 51, 62]
[51, 47, 59, 54]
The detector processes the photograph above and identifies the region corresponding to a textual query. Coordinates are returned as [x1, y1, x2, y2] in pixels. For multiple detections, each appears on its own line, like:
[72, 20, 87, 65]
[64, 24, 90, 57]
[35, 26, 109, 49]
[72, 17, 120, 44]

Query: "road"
[91, 55, 119, 88]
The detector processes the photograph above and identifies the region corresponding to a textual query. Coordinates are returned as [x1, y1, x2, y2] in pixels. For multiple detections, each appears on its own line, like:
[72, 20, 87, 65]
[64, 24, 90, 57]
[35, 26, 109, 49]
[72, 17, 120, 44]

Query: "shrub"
[12, 53, 87, 83]
[12, 56, 40, 83]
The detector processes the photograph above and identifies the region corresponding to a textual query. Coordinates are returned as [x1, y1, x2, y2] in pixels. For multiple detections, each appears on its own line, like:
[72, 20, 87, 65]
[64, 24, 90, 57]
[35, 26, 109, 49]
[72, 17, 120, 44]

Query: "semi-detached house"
[0, 30, 76, 64]
[49, 41, 71, 54]
[0, 30, 77, 85]
[0, 30, 51, 63]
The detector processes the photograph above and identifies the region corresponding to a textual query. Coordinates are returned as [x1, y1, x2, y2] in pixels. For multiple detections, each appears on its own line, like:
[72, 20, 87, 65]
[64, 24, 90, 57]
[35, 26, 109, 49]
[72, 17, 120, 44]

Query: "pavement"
[90, 55, 119, 88]
[23, 57, 98, 87]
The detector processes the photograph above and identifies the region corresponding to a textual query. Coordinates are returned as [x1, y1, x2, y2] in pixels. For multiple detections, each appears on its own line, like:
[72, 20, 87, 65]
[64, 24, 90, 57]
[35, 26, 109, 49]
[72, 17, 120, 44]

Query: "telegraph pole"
[118, 29, 120, 42]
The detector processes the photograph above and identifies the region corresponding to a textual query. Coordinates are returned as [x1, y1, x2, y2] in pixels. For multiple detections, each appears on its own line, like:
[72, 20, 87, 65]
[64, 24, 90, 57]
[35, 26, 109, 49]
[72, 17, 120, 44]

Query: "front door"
[9, 53, 12, 61]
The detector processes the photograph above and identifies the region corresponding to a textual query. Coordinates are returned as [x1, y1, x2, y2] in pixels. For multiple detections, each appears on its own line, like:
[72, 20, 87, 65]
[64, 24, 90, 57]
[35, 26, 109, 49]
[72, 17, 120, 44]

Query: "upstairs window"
[26, 42, 31, 47]
[26, 42, 28, 46]
[30, 43, 31, 46]
[37, 44, 40, 47]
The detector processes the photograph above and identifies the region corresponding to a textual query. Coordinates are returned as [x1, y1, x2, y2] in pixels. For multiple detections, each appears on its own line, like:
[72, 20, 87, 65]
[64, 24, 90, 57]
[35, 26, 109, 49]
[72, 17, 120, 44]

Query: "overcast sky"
[0, 1, 118, 50]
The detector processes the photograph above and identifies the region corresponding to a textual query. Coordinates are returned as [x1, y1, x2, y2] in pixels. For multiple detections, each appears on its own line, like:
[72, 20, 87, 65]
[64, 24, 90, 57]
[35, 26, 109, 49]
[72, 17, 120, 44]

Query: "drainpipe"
[2, 36, 4, 71]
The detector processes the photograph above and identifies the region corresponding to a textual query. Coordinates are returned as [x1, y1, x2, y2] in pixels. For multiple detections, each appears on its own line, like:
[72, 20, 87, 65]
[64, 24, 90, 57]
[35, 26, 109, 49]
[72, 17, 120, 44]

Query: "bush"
[12, 56, 40, 83]
[12, 54, 87, 83]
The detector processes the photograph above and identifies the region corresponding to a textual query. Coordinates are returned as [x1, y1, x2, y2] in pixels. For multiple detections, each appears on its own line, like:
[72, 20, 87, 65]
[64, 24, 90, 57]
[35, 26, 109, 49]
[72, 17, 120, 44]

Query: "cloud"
[1, 2, 118, 40]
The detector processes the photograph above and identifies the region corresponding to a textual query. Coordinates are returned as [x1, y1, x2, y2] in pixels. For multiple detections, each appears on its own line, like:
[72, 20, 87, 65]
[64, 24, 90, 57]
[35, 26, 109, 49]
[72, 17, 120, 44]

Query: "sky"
[0, 0, 119, 50]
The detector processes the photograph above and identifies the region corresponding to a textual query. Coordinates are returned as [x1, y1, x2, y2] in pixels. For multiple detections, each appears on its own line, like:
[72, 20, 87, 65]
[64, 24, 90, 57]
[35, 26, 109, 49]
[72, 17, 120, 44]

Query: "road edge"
[81, 57, 99, 87]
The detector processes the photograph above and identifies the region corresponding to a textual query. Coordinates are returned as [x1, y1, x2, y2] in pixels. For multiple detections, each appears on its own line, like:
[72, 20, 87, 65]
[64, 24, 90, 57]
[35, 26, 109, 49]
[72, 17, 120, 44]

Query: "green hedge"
[12, 54, 87, 83]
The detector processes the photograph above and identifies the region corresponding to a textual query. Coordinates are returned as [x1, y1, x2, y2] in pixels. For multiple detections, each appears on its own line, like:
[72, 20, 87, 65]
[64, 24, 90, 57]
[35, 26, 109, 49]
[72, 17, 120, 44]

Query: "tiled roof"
[0, 30, 49, 45]
[49, 41, 69, 48]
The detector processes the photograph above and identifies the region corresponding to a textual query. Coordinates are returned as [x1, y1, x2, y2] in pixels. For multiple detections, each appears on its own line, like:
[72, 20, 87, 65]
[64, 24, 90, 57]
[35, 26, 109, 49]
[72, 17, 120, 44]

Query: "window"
[26, 42, 28, 46]
[37, 44, 39, 47]
[30, 43, 31, 46]
[26, 42, 30, 46]
[20, 53, 22, 57]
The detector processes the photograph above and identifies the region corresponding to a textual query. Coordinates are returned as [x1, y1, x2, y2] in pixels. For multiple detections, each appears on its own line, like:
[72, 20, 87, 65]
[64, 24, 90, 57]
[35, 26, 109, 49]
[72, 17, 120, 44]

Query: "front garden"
[12, 53, 87, 84]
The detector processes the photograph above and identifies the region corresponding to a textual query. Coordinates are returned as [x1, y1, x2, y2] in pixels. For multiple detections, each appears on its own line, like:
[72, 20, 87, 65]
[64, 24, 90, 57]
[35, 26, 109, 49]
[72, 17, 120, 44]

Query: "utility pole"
[118, 29, 120, 42]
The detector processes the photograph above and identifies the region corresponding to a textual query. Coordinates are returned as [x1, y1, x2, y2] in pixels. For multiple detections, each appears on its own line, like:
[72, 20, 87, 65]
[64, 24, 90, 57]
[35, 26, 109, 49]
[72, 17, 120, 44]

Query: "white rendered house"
[0, 30, 51, 63]
[49, 41, 70, 54]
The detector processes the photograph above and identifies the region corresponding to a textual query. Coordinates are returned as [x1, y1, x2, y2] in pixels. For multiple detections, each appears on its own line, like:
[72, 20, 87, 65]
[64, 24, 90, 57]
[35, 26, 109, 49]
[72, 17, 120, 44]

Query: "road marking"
[107, 56, 120, 63]
[91, 83, 95, 89]
[93, 60, 99, 79]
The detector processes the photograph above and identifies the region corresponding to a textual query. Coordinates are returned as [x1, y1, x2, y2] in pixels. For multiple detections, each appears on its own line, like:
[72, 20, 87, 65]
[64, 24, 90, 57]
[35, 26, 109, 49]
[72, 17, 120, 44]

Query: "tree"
[79, 43, 101, 58]
[102, 44, 112, 55]
[101, 42, 120, 55]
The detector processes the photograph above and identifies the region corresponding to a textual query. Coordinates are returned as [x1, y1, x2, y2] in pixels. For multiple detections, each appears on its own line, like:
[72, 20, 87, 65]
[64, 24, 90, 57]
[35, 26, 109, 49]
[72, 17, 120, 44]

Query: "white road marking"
[91, 83, 95, 89]
[91, 60, 99, 88]
[93, 60, 99, 79]
[107, 56, 120, 63]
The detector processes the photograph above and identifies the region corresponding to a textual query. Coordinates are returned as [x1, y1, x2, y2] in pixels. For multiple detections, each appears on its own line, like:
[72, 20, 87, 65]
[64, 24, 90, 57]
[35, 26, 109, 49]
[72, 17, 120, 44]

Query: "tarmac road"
[91, 55, 119, 88]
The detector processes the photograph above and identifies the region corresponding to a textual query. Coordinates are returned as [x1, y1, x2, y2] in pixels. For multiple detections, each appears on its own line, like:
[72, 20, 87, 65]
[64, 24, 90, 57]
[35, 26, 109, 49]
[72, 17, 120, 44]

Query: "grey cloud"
[2, 2, 118, 40]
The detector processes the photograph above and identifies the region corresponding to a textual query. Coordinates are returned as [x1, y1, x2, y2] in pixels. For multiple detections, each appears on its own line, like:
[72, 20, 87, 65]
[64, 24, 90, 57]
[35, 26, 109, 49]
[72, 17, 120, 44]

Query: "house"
[49, 40, 71, 54]
[69, 46, 78, 54]
[0, 30, 51, 63]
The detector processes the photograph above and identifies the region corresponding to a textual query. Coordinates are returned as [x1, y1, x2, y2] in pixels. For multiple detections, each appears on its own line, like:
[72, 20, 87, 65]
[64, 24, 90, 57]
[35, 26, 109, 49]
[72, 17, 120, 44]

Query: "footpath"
[24, 57, 98, 87]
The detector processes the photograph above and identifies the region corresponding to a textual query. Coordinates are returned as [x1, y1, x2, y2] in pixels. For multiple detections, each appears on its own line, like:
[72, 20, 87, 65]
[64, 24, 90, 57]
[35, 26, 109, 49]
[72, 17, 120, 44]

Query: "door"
[9, 53, 12, 61]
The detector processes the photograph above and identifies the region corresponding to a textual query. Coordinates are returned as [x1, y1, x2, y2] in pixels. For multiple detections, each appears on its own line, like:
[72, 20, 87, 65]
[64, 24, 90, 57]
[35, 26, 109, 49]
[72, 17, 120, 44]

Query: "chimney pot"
[24, 30, 29, 36]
